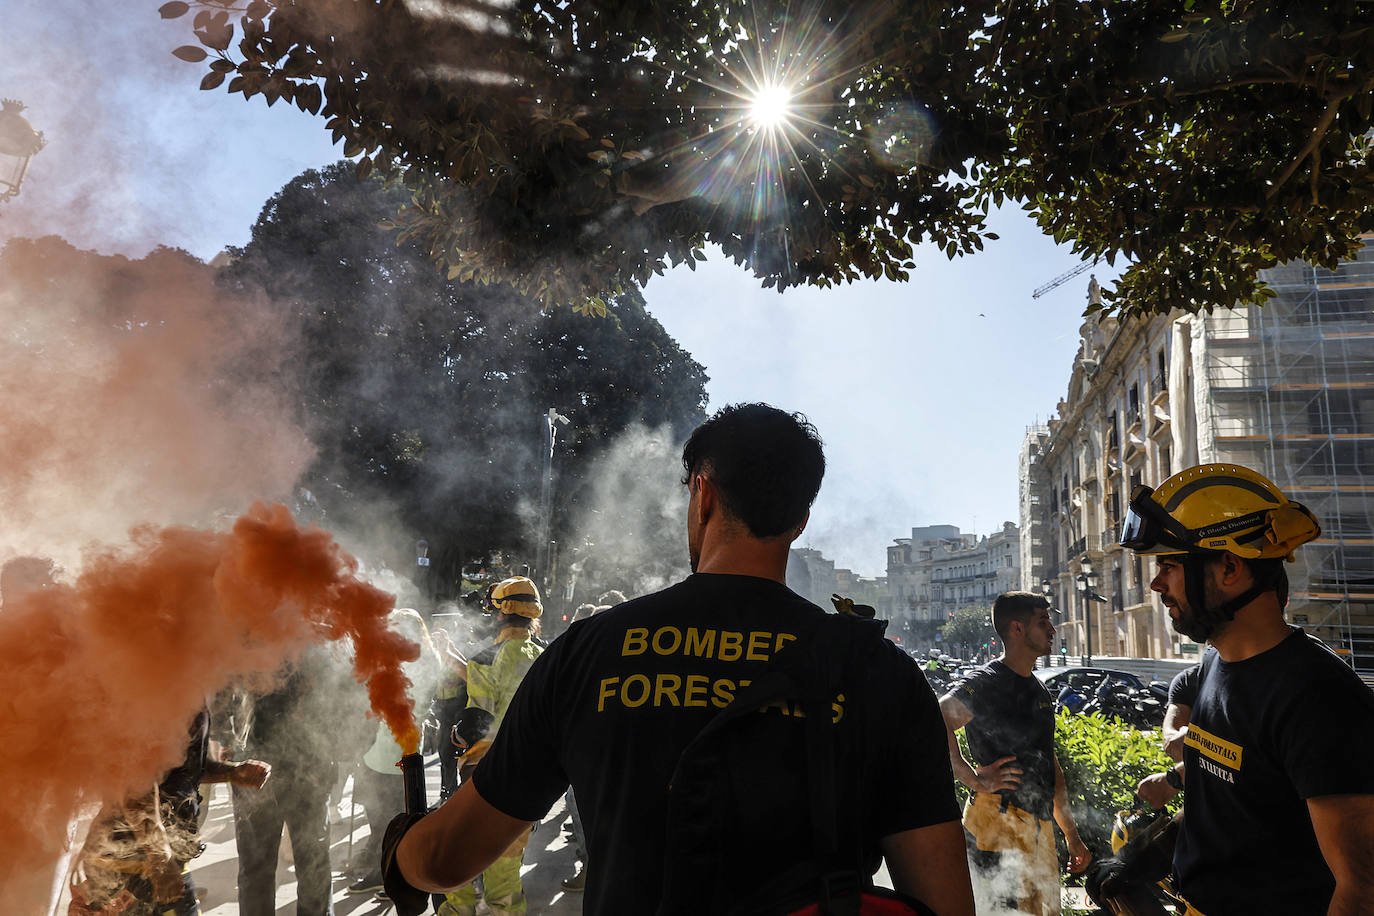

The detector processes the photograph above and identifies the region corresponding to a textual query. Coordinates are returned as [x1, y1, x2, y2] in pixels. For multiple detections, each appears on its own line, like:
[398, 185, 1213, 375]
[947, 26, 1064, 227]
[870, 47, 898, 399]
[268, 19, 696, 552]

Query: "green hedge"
[953, 710, 1176, 866]
[1054, 710, 1176, 857]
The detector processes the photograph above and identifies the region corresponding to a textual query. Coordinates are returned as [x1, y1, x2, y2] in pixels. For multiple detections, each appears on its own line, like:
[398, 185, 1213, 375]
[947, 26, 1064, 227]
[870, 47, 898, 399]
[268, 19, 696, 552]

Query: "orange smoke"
[0, 502, 419, 879]
[0, 236, 314, 561]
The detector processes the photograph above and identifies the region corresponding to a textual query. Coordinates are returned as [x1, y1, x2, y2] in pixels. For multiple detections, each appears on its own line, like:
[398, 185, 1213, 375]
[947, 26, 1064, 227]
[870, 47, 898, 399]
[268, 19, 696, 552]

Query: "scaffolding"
[1202, 239, 1374, 673]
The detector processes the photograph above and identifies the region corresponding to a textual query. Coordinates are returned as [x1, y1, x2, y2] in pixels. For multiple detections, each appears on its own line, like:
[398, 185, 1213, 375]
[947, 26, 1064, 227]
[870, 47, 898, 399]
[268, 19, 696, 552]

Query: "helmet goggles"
[1119, 484, 1198, 553]
[1121, 482, 1306, 556]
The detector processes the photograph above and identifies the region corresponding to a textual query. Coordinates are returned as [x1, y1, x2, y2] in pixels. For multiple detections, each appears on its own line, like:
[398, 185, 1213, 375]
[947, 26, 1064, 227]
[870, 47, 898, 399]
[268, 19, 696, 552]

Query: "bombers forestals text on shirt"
[470, 573, 960, 916]
[594, 623, 846, 721]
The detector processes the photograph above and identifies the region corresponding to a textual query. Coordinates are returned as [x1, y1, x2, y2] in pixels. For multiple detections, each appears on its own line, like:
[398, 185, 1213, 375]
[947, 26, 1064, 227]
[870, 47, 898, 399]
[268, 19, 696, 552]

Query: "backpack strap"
[657, 612, 887, 916]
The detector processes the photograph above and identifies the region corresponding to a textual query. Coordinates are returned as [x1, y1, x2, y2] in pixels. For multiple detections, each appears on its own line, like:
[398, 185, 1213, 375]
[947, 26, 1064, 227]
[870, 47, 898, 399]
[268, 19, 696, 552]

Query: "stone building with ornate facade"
[887, 523, 1021, 651]
[1021, 239, 1374, 672]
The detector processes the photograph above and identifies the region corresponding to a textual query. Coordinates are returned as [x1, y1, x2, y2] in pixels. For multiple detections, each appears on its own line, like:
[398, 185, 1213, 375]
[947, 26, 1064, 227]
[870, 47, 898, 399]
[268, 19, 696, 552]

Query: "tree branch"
[1311, 147, 1321, 207]
[1265, 94, 1343, 201]
[1070, 76, 1319, 119]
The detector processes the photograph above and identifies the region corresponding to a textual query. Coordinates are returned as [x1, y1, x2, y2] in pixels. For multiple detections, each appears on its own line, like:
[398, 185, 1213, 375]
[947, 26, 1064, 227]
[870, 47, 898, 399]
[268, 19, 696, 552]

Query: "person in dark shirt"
[1121, 463, 1374, 916]
[233, 651, 364, 916]
[1134, 663, 1199, 808]
[387, 403, 975, 915]
[940, 591, 1089, 916]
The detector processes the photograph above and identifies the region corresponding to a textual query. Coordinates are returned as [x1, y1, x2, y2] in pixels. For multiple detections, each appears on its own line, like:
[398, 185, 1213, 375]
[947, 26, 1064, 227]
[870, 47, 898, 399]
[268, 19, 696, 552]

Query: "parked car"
[1034, 666, 1147, 694]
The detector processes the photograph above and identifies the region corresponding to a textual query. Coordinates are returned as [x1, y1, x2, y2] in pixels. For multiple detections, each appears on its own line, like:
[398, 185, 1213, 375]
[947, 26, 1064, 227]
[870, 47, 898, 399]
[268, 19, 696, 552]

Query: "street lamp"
[1077, 561, 1108, 666]
[537, 407, 569, 594]
[0, 100, 44, 202]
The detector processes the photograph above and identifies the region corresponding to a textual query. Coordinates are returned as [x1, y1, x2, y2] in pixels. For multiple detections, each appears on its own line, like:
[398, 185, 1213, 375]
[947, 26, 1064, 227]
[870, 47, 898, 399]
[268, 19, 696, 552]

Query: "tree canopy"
[940, 605, 998, 656]
[218, 162, 708, 596]
[165, 0, 1374, 317]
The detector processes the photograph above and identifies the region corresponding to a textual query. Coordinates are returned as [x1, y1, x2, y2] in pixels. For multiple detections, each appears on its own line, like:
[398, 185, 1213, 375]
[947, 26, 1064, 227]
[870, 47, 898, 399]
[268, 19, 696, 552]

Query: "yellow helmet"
[1120, 464, 1320, 560]
[489, 576, 543, 618]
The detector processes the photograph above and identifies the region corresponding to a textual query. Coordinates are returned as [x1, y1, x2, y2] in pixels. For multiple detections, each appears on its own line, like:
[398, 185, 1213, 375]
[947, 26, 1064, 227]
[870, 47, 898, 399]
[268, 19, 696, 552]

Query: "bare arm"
[1307, 794, 1374, 916]
[1162, 703, 1191, 762]
[1136, 761, 1183, 809]
[203, 758, 271, 789]
[395, 775, 531, 891]
[881, 820, 975, 916]
[1053, 755, 1090, 872]
[939, 693, 1021, 794]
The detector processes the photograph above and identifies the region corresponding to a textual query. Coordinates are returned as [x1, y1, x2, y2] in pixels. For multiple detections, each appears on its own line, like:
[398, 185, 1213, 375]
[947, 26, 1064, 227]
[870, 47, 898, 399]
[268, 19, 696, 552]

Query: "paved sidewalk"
[189, 756, 584, 915]
[60, 754, 1096, 915]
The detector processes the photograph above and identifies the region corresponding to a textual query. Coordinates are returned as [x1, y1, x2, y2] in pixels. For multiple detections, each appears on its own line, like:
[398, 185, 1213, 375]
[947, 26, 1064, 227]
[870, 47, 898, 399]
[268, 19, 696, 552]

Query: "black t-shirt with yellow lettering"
[950, 661, 1057, 820]
[1174, 631, 1374, 916]
[473, 573, 959, 915]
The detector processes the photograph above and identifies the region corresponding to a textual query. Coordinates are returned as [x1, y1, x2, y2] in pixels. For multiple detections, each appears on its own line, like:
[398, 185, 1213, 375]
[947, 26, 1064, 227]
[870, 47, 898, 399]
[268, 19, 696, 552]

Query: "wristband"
[1164, 767, 1183, 790]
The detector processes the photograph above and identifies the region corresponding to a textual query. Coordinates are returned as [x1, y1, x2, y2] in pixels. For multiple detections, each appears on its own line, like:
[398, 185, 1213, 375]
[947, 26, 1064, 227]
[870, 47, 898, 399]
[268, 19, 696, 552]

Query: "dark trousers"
[233, 763, 336, 916]
[353, 764, 405, 875]
[434, 697, 465, 800]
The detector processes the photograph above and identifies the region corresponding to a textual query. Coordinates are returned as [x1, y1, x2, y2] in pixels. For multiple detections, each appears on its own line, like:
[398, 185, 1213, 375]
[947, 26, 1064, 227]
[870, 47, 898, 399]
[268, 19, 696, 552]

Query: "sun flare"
[748, 84, 793, 128]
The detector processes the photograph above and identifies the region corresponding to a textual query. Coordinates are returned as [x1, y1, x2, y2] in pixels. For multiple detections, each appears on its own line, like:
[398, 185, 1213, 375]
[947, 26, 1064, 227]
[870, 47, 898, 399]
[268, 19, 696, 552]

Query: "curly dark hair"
[681, 403, 825, 538]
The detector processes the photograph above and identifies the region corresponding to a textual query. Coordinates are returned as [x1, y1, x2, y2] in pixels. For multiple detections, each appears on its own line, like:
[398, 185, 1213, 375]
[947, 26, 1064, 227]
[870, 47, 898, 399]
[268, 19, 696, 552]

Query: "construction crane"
[1031, 258, 1100, 299]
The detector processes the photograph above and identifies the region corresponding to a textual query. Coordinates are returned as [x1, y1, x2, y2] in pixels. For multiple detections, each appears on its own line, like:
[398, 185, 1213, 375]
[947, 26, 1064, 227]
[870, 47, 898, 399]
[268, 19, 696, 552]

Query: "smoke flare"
[0, 502, 418, 882]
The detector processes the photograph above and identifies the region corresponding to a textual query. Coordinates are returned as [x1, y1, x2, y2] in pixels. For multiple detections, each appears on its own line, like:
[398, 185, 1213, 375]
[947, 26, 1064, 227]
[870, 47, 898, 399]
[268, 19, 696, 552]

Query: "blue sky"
[2, 2, 1110, 577]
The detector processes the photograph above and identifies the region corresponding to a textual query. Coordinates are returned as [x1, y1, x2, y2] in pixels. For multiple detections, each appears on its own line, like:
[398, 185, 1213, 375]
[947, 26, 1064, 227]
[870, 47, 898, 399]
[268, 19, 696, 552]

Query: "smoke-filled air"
[566, 424, 693, 601]
[0, 504, 421, 876]
[0, 236, 426, 900]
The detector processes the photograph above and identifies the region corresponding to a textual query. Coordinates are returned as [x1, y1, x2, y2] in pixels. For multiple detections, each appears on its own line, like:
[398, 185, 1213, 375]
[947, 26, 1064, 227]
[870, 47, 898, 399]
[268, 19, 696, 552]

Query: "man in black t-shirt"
[388, 404, 976, 916]
[940, 592, 1089, 916]
[1135, 663, 1199, 808]
[1119, 464, 1374, 915]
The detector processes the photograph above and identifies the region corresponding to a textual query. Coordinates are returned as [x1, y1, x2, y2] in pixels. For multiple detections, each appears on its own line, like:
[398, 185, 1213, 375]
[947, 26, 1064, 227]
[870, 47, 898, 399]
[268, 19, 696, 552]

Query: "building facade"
[886, 523, 1021, 650]
[787, 547, 887, 616]
[1021, 238, 1374, 670]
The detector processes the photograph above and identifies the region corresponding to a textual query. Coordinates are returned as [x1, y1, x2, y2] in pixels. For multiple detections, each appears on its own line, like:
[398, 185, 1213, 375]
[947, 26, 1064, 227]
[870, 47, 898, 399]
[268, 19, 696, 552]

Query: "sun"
[747, 84, 793, 129]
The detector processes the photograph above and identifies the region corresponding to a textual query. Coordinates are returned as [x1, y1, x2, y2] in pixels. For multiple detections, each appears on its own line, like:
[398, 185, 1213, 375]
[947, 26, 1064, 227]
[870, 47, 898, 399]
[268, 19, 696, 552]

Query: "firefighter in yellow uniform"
[439, 577, 545, 916]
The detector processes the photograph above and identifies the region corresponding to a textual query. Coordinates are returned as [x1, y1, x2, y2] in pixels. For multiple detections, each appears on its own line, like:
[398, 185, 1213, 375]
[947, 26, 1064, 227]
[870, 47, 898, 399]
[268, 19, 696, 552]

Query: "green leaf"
[172, 45, 209, 63]
[158, 1, 190, 18]
[200, 71, 226, 91]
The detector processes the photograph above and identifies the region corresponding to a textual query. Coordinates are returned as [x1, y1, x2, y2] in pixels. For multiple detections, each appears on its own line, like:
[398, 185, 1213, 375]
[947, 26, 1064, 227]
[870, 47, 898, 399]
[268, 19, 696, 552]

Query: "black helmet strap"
[1179, 551, 1272, 642]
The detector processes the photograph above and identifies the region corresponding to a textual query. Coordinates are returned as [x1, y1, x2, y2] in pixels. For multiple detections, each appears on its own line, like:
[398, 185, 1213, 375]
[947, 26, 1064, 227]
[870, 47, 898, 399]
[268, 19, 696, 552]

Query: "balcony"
[1066, 534, 1100, 558]
[1151, 371, 1168, 403]
[1101, 523, 1121, 550]
[938, 572, 997, 584]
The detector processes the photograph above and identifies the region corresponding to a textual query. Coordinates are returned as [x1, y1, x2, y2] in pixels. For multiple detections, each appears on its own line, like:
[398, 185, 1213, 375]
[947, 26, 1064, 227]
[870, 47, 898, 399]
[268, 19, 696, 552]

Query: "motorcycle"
[1059, 679, 1165, 729]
